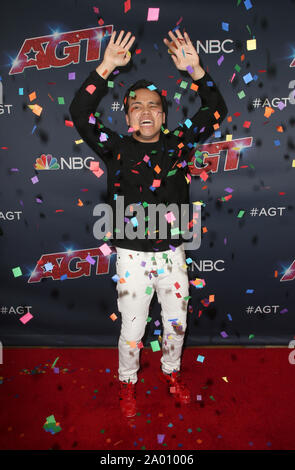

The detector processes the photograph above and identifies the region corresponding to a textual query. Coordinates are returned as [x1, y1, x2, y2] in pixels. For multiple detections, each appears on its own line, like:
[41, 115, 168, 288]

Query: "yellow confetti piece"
[222, 376, 228, 382]
[75, 139, 84, 144]
[246, 39, 256, 51]
[226, 134, 232, 141]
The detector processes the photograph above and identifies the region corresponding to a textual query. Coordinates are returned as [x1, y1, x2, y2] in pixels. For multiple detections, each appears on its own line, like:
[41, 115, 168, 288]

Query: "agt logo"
[28, 246, 116, 283]
[188, 137, 253, 176]
[34, 154, 96, 170]
[9, 25, 113, 75]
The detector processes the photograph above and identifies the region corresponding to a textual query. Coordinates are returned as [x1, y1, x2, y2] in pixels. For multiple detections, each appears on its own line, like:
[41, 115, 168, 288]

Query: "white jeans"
[115, 243, 190, 384]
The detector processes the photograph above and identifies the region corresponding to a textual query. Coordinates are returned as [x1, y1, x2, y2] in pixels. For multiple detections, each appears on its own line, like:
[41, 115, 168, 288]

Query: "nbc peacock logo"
[34, 154, 60, 170]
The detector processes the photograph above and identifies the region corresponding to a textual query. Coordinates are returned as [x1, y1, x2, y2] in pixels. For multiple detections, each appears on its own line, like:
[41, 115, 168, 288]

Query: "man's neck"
[132, 133, 161, 143]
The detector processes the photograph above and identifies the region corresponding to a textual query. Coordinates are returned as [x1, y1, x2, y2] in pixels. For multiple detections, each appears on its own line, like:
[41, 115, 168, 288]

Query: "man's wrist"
[96, 60, 116, 80]
[189, 66, 206, 81]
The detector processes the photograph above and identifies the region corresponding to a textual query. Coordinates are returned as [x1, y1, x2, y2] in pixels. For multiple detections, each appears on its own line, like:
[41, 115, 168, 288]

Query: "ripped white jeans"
[115, 243, 190, 384]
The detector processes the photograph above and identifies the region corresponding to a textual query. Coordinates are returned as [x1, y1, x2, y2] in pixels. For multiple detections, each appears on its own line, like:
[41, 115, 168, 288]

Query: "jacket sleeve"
[69, 69, 120, 164]
[171, 70, 228, 147]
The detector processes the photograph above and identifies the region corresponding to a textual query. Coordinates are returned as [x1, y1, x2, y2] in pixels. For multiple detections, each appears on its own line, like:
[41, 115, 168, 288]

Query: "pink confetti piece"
[147, 7, 160, 21]
[86, 84, 96, 95]
[19, 312, 33, 324]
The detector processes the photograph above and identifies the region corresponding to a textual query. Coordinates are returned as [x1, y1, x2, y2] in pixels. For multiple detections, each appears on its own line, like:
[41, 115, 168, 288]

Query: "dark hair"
[123, 79, 168, 126]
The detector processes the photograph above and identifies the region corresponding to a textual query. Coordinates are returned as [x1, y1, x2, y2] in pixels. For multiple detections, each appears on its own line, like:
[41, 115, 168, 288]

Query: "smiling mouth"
[140, 120, 153, 126]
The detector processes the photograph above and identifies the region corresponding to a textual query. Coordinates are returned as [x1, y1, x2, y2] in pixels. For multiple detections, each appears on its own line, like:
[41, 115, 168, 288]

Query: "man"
[69, 29, 228, 418]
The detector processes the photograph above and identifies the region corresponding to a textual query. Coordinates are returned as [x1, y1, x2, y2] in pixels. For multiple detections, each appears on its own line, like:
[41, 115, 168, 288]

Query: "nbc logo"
[34, 154, 60, 170]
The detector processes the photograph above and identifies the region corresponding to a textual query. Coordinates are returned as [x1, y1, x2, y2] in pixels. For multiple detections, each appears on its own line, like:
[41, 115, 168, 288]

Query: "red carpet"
[0, 347, 295, 450]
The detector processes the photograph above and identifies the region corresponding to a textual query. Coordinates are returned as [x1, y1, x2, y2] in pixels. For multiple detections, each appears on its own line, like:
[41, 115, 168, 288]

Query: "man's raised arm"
[163, 29, 228, 145]
[69, 30, 136, 161]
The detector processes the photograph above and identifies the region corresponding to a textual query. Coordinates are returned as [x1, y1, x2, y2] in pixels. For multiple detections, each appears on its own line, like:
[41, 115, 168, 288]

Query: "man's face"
[125, 88, 165, 143]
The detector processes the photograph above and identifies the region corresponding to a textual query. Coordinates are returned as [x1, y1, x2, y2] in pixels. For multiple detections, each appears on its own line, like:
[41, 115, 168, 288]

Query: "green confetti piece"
[238, 90, 246, 99]
[234, 64, 241, 72]
[107, 81, 114, 88]
[246, 24, 251, 35]
[57, 97, 65, 105]
[180, 80, 188, 89]
[100, 429, 105, 433]
[150, 340, 161, 352]
[197, 427, 202, 432]
[209, 395, 215, 401]
[146, 316, 152, 323]
[129, 90, 136, 97]
[249, 334, 255, 339]
[174, 92, 182, 100]
[51, 357, 59, 369]
[167, 169, 177, 177]
[12, 267, 22, 277]
[142, 201, 149, 208]
[184, 296, 192, 301]
[237, 210, 245, 218]
[46, 415, 56, 424]
[145, 286, 153, 295]
[171, 227, 184, 235]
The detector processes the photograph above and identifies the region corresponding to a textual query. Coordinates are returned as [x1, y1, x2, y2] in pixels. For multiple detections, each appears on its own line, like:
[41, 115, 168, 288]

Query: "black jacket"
[69, 69, 228, 252]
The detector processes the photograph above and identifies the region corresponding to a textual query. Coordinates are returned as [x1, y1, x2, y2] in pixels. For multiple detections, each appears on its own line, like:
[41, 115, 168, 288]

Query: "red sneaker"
[160, 371, 191, 404]
[119, 381, 137, 418]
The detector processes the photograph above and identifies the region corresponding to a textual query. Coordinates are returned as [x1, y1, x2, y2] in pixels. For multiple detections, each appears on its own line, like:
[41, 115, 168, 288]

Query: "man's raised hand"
[163, 29, 204, 79]
[104, 30, 136, 68]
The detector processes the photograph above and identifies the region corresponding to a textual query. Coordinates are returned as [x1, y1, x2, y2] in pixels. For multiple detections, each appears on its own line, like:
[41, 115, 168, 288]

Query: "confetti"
[147, 7, 160, 21]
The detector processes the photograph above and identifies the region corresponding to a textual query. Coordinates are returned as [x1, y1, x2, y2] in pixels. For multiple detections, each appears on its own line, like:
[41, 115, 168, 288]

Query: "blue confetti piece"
[60, 274, 67, 281]
[206, 81, 213, 87]
[222, 22, 229, 31]
[244, 0, 253, 10]
[243, 72, 253, 84]
[147, 84, 157, 91]
[184, 118, 192, 128]
[246, 289, 254, 293]
[227, 314, 232, 321]
[274, 140, 280, 146]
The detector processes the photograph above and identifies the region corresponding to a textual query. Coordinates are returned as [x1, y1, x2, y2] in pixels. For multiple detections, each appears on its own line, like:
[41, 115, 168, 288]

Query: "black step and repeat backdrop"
[1, 0, 294, 346]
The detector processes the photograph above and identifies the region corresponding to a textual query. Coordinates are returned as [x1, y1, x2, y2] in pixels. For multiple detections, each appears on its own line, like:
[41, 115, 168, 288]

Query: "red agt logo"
[280, 260, 295, 282]
[188, 137, 253, 175]
[9, 25, 113, 75]
[28, 246, 117, 283]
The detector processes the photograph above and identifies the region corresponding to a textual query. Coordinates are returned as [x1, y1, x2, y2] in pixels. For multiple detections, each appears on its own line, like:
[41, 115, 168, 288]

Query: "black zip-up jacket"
[69, 68, 228, 252]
